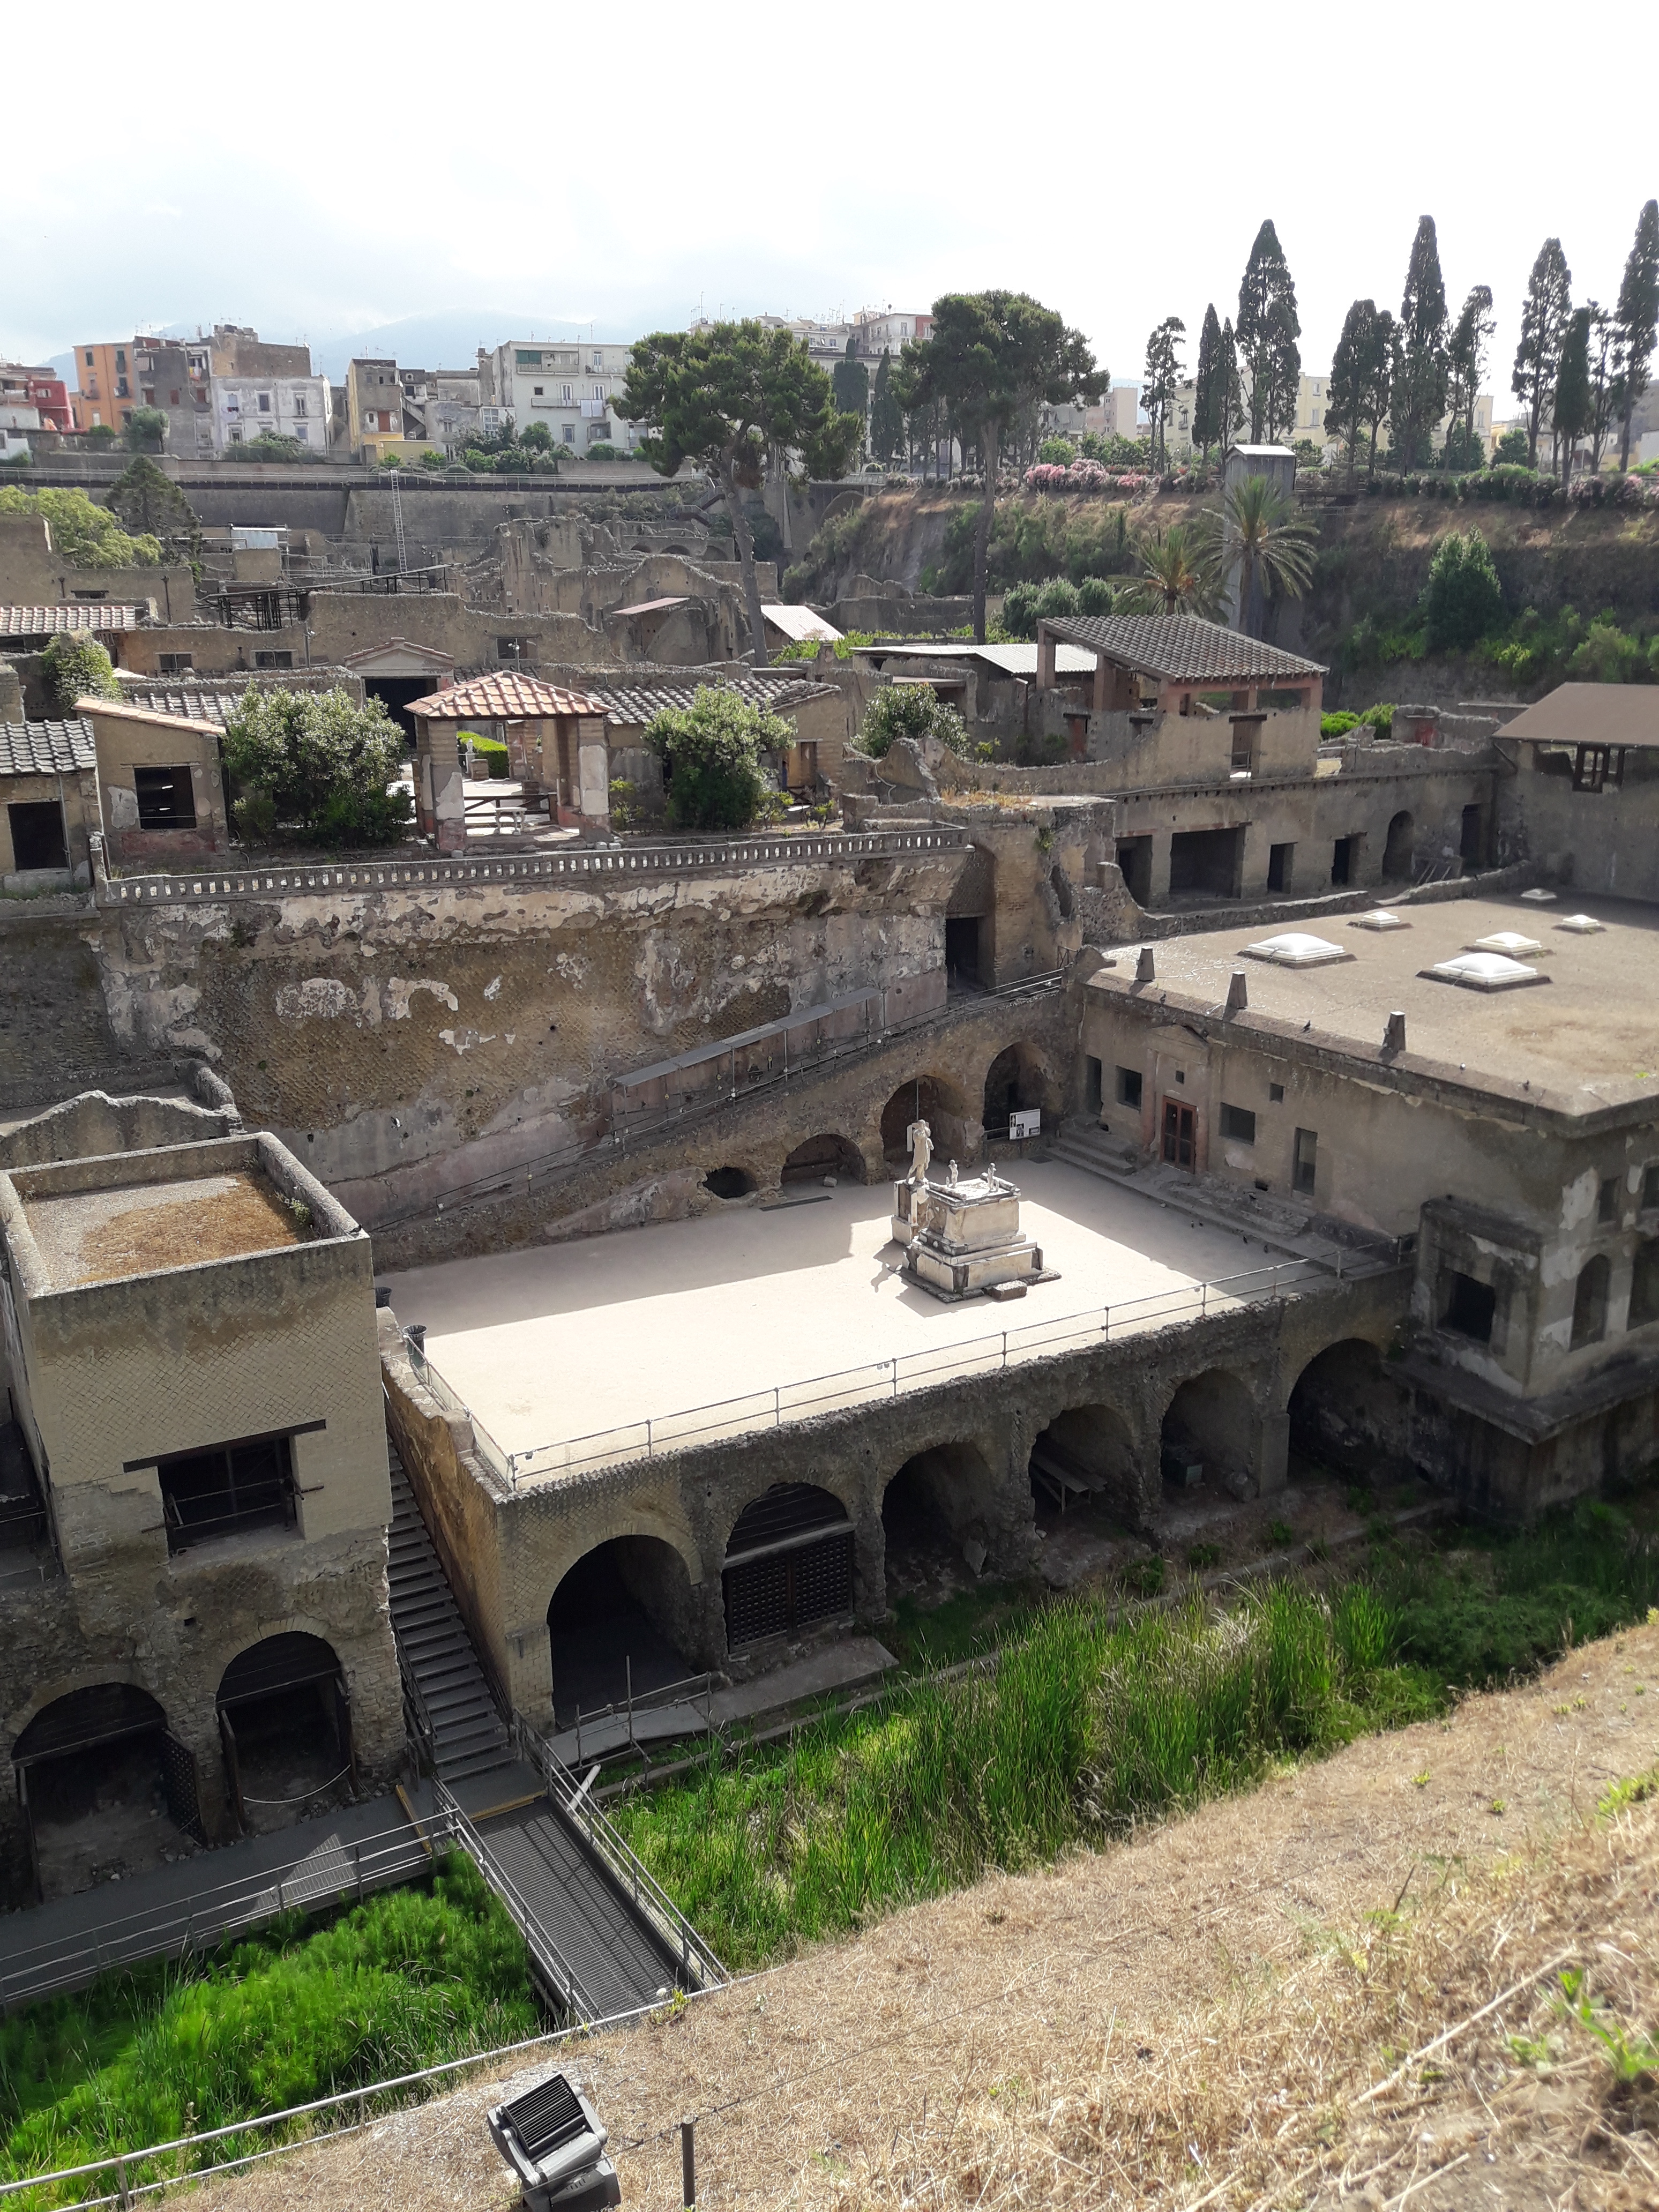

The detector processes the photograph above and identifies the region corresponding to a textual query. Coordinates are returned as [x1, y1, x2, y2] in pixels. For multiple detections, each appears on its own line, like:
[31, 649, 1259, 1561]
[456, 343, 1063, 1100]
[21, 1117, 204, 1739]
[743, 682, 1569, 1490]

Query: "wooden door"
[1161, 1099, 1195, 1170]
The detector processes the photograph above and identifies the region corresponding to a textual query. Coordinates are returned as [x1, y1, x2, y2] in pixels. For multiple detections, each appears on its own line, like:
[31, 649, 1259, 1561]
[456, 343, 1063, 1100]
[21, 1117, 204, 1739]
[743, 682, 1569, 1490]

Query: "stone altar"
[891, 1149, 1058, 1303]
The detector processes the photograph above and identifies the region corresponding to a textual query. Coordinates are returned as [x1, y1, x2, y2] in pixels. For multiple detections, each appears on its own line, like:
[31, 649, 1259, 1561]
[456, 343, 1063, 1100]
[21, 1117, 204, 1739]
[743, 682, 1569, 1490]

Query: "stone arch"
[11, 1683, 183, 1901]
[1286, 1337, 1410, 1485]
[1160, 1368, 1258, 1491]
[1028, 1401, 1144, 1524]
[1382, 810, 1414, 881]
[704, 1164, 757, 1200]
[215, 1632, 351, 1833]
[1572, 1255, 1610, 1349]
[781, 1133, 865, 1186]
[878, 1072, 976, 1170]
[982, 1043, 1063, 1136]
[722, 1482, 855, 1650]
[547, 1533, 701, 1723]
[881, 1438, 999, 1603]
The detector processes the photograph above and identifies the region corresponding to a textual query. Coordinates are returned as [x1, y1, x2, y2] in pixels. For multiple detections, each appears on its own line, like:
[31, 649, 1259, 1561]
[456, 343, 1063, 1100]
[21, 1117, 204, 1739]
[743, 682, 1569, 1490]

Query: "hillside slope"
[193, 1620, 1659, 2212]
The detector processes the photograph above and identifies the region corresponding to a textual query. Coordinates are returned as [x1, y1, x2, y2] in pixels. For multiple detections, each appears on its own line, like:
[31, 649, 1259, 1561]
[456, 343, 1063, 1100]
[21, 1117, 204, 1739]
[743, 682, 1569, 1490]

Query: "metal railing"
[93, 825, 966, 907]
[430, 1780, 595, 2021]
[510, 1718, 726, 1992]
[439, 1256, 1358, 1487]
[0, 1811, 443, 2015]
[554, 1669, 718, 1767]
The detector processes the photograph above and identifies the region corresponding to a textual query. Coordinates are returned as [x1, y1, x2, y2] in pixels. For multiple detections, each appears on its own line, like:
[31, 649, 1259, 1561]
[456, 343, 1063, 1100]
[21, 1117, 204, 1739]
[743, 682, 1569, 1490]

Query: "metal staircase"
[387, 1454, 515, 1780]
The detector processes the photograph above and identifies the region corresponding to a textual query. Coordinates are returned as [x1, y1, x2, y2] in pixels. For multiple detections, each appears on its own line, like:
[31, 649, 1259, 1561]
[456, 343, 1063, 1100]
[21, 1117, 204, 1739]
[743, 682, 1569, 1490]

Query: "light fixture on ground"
[487, 2072, 620, 2211]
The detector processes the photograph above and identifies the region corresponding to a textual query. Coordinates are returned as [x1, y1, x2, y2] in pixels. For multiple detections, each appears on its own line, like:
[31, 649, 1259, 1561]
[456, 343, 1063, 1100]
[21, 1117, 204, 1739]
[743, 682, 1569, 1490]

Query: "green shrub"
[858, 684, 969, 760]
[222, 688, 411, 848]
[123, 407, 168, 453]
[1037, 437, 1076, 465]
[462, 732, 509, 779]
[1422, 527, 1505, 652]
[1000, 581, 1041, 638]
[0, 484, 162, 567]
[40, 635, 120, 714]
[1034, 577, 1081, 622]
[644, 686, 790, 830]
[1493, 427, 1530, 465]
[1077, 575, 1115, 617]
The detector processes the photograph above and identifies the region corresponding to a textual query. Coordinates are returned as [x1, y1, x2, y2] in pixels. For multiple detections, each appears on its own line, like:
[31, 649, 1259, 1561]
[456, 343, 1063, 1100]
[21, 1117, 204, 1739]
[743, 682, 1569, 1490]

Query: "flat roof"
[22, 1168, 305, 1290]
[384, 1161, 1286, 1476]
[1094, 894, 1659, 1110]
[856, 642, 1099, 677]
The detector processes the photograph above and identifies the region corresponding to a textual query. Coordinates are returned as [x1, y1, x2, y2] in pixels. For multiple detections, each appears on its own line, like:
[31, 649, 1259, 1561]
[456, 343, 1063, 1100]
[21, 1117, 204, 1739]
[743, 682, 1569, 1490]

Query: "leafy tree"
[40, 635, 120, 714]
[107, 456, 197, 552]
[1423, 528, 1504, 651]
[1206, 474, 1317, 638]
[1552, 308, 1592, 483]
[1076, 575, 1115, 616]
[1141, 317, 1185, 474]
[0, 483, 161, 566]
[1235, 220, 1301, 443]
[1392, 216, 1451, 469]
[1191, 304, 1224, 463]
[1361, 311, 1396, 479]
[1000, 581, 1041, 638]
[84, 423, 117, 447]
[869, 350, 905, 465]
[1117, 524, 1225, 618]
[1611, 199, 1659, 470]
[642, 686, 790, 828]
[893, 289, 1104, 641]
[221, 689, 411, 847]
[832, 339, 870, 436]
[228, 431, 310, 462]
[1493, 426, 1530, 466]
[1512, 237, 1573, 468]
[1034, 577, 1080, 622]
[1037, 437, 1076, 465]
[123, 407, 168, 453]
[1446, 285, 1494, 467]
[619, 320, 861, 665]
[518, 421, 556, 453]
[858, 682, 969, 760]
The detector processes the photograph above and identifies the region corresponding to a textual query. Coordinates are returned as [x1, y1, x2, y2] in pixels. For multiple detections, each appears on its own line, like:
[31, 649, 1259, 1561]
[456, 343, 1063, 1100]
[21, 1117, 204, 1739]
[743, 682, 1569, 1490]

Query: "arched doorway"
[1161, 1370, 1257, 1491]
[11, 1684, 201, 1901]
[1382, 811, 1414, 881]
[781, 1134, 865, 1186]
[981, 1044, 1059, 1140]
[881, 1440, 998, 1605]
[216, 1633, 352, 1834]
[547, 1536, 697, 1725]
[879, 1074, 974, 1171]
[1028, 1402, 1140, 1523]
[723, 1484, 853, 1650]
[1287, 1338, 1409, 1485]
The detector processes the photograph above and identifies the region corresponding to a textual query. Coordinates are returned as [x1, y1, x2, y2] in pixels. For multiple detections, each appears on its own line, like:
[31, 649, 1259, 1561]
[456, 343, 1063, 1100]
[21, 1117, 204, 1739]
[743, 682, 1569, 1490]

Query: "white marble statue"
[947, 1160, 959, 1187]
[906, 1117, 934, 1187]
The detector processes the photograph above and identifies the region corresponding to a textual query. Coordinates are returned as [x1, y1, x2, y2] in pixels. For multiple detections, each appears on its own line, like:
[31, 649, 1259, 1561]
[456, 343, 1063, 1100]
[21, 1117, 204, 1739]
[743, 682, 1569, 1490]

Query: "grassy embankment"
[612, 1500, 1659, 1970]
[0, 1856, 537, 2207]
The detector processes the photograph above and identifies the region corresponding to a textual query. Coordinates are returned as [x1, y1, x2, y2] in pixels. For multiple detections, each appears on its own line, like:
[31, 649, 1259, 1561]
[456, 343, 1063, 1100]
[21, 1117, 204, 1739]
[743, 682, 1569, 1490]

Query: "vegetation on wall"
[40, 635, 121, 714]
[0, 484, 162, 567]
[222, 689, 412, 848]
[857, 683, 971, 760]
[643, 686, 792, 830]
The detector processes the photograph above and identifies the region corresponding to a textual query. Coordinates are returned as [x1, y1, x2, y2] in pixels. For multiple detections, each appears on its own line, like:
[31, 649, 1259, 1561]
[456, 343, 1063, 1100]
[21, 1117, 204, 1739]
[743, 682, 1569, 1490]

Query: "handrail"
[510, 1717, 726, 1992]
[93, 826, 967, 907]
[453, 1253, 1396, 1486]
[430, 1780, 595, 2021]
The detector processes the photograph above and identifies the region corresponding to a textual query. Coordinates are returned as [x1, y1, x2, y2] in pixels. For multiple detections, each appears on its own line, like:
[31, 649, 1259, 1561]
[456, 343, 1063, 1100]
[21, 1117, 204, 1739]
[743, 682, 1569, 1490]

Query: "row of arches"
[541, 1338, 1405, 1720]
[11, 1633, 353, 1902]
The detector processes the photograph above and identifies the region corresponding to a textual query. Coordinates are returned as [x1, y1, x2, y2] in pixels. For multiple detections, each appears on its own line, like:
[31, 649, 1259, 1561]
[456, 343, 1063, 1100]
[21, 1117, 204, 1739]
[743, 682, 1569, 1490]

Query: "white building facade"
[211, 371, 331, 455]
[479, 342, 638, 455]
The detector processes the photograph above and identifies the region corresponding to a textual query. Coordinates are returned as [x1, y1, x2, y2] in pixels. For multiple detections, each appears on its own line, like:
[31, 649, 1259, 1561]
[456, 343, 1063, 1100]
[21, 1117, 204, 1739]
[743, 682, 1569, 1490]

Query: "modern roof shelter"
[1035, 612, 1326, 715]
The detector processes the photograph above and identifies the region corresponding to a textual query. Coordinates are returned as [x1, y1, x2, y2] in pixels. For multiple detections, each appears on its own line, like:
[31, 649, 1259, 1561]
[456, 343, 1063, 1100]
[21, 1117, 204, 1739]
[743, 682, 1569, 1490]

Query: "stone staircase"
[386, 1453, 514, 1781]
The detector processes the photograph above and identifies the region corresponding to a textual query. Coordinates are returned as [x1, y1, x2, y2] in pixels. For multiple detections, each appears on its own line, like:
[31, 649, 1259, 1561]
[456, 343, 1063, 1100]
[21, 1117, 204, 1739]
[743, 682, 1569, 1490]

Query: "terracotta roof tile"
[404, 671, 608, 720]
[1040, 613, 1326, 683]
[598, 676, 839, 726]
[0, 719, 98, 775]
[0, 603, 147, 637]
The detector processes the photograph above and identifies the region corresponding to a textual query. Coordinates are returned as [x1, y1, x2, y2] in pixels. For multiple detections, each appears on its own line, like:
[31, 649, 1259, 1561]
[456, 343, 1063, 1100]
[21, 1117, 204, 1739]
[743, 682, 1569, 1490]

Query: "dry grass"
[186, 1622, 1659, 2212]
[29, 1174, 303, 1287]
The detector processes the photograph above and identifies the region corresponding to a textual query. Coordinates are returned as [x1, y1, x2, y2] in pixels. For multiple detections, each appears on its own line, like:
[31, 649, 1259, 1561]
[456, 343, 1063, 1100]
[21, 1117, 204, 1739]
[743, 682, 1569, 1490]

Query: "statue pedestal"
[890, 1180, 922, 1246]
[900, 1172, 1058, 1303]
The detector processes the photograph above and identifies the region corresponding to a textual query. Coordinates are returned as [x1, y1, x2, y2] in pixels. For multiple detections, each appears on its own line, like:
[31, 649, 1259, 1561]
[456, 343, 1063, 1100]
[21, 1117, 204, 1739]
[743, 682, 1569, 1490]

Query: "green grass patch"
[614, 1501, 1659, 1972]
[0, 1855, 536, 2203]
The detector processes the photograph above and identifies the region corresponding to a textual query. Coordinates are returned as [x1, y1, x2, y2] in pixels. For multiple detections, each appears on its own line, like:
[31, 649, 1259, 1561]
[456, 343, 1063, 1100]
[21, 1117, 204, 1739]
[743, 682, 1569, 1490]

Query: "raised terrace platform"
[384, 1160, 1332, 1483]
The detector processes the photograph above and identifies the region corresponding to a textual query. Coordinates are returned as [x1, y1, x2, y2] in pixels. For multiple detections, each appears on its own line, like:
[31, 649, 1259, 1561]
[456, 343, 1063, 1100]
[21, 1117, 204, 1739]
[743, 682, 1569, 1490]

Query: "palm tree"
[1201, 474, 1318, 637]
[1117, 525, 1227, 619]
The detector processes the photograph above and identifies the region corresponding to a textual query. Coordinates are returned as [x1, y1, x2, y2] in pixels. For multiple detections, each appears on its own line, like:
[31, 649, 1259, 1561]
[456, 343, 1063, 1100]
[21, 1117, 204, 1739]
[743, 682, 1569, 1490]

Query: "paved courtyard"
[384, 1161, 1283, 1469]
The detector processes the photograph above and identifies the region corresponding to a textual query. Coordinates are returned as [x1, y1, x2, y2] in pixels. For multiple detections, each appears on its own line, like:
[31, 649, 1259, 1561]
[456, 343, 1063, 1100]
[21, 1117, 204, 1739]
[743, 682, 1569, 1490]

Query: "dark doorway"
[1460, 804, 1487, 867]
[1168, 826, 1243, 900]
[8, 801, 68, 872]
[1287, 1338, 1409, 1485]
[1161, 1098, 1196, 1169]
[881, 1441, 996, 1606]
[1267, 841, 1293, 894]
[945, 915, 982, 987]
[1161, 1370, 1256, 1490]
[548, 1537, 696, 1724]
[1382, 811, 1414, 880]
[217, 1633, 352, 1834]
[879, 1075, 973, 1167]
[1116, 835, 1153, 906]
[723, 1484, 853, 1649]
[12, 1684, 201, 1901]
[982, 1044, 1055, 1137]
[781, 1133, 863, 1185]
[363, 675, 436, 743]
[1331, 835, 1360, 886]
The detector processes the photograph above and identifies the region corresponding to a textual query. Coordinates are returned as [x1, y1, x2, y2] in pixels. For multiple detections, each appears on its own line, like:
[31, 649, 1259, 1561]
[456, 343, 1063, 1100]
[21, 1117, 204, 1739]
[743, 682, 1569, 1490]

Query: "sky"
[6, 0, 1654, 415]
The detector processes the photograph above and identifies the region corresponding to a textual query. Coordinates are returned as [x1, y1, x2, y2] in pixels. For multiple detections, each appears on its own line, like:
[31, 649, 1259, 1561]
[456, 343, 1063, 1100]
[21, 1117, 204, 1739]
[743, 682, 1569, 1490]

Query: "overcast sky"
[8, 0, 1653, 415]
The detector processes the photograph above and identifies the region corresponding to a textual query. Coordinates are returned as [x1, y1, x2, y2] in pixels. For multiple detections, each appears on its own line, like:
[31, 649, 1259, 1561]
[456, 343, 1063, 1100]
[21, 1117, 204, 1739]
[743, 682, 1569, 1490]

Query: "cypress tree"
[1552, 307, 1592, 484]
[1611, 199, 1659, 471]
[1326, 301, 1377, 491]
[1512, 237, 1574, 468]
[1236, 220, 1301, 443]
[1445, 286, 1495, 467]
[1192, 304, 1223, 462]
[1394, 215, 1451, 468]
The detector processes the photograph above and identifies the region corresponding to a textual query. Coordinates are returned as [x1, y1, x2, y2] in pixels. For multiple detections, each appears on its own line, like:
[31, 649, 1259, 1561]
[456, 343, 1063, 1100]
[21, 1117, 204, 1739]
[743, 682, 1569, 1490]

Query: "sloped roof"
[339, 637, 455, 670]
[404, 671, 608, 719]
[0, 719, 98, 775]
[600, 676, 839, 728]
[1039, 613, 1326, 683]
[762, 604, 842, 644]
[0, 604, 147, 637]
[608, 596, 690, 619]
[112, 689, 242, 724]
[1500, 683, 1659, 750]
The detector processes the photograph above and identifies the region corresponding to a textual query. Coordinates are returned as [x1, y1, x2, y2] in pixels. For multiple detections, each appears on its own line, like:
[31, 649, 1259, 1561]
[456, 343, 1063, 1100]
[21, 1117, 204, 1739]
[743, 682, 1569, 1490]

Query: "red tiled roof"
[0, 603, 147, 637]
[405, 672, 608, 720]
